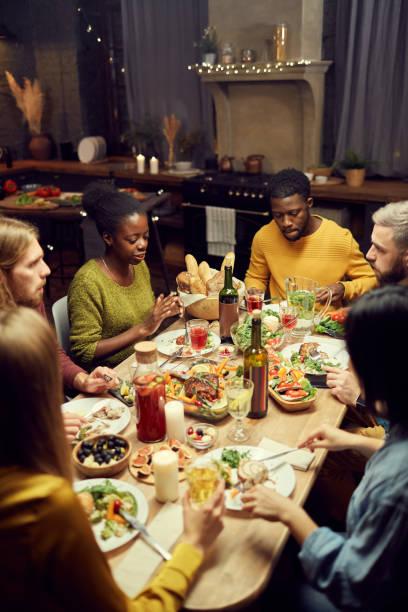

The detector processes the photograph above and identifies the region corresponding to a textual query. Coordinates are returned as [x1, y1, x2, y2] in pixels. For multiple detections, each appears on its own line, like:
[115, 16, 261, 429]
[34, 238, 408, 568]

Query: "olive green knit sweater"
[68, 259, 155, 369]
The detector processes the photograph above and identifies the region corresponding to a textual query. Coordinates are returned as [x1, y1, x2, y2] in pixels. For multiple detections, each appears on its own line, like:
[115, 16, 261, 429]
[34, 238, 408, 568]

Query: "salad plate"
[205, 446, 296, 511]
[154, 328, 220, 357]
[61, 397, 131, 440]
[281, 336, 348, 375]
[74, 478, 149, 552]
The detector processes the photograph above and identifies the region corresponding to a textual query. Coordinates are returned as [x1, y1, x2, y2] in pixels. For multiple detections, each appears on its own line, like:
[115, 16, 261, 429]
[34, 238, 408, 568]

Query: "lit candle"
[152, 450, 179, 502]
[136, 154, 145, 173]
[149, 156, 159, 174]
[165, 400, 185, 443]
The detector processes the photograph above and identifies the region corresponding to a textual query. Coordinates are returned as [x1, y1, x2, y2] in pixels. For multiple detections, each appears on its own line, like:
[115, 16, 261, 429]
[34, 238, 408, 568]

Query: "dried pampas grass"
[5, 70, 44, 135]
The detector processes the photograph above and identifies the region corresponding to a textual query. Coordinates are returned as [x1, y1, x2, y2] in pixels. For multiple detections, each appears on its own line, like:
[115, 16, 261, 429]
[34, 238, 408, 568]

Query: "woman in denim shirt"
[243, 285, 408, 611]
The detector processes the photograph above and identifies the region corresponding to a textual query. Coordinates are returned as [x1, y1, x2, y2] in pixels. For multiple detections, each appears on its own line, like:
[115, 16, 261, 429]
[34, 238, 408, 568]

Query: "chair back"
[52, 296, 70, 355]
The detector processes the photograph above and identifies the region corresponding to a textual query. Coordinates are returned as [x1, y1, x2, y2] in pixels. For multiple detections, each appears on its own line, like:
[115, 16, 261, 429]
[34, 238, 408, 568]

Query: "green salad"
[78, 479, 137, 540]
[231, 309, 281, 350]
[290, 352, 340, 375]
[314, 315, 345, 337]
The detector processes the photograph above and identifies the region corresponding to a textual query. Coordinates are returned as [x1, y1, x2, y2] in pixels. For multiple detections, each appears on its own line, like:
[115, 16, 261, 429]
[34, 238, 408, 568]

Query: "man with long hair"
[0, 216, 118, 439]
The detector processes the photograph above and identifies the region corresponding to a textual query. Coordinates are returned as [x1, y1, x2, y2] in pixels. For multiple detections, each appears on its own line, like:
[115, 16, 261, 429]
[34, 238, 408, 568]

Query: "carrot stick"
[216, 356, 230, 376]
[106, 499, 126, 524]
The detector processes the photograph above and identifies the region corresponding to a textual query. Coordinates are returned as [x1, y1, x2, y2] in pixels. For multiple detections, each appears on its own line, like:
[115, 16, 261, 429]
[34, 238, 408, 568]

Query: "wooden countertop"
[310, 177, 408, 203]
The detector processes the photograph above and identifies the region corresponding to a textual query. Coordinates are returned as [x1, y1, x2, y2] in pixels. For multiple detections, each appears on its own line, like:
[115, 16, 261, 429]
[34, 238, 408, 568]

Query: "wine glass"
[186, 319, 209, 355]
[226, 377, 254, 442]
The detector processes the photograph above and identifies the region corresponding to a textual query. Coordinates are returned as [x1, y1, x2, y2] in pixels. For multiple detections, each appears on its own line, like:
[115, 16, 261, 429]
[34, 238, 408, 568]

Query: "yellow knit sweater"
[244, 216, 377, 303]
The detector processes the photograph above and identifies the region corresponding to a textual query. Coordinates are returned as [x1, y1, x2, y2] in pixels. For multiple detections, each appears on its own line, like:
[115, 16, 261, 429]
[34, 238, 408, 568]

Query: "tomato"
[4, 179, 18, 194]
[331, 312, 345, 323]
[285, 389, 308, 399]
[49, 186, 61, 197]
[35, 186, 51, 198]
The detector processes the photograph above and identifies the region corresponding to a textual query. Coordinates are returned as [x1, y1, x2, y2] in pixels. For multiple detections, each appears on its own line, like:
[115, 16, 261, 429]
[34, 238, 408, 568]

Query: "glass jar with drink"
[133, 341, 166, 443]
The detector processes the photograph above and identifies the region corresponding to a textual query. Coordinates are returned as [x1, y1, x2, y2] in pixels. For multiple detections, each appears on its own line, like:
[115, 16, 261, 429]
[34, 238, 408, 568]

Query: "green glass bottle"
[219, 265, 239, 342]
[244, 310, 268, 418]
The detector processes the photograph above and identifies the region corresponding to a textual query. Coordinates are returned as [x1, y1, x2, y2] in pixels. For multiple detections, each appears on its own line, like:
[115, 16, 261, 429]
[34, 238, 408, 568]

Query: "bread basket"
[179, 277, 246, 320]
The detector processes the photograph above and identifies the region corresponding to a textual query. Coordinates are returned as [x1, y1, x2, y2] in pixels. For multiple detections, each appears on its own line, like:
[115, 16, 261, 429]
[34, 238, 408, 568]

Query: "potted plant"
[176, 129, 202, 170]
[337, 149, 376, 187]
[121, 114, 162, 158]
[5, 70, 52, 160]
[194, 26, 218, 65]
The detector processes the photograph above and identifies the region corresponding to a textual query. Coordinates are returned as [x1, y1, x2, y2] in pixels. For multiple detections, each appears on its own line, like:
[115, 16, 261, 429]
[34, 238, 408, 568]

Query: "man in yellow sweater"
[245, 168, 377, 306]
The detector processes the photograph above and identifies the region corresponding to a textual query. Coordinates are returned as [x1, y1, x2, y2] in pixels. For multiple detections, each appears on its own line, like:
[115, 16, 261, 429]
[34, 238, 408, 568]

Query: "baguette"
[221, 251, 235, 272]
[206, 270, 225, 295]
[190, 275, 207, 295]
[198, 260, 212, 285]
[185, 254, 199, 276]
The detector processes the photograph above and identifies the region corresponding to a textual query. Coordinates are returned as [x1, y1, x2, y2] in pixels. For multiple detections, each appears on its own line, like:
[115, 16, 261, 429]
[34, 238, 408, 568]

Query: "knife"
[118, 508, 172, 561]
[159, 346, 184, 368]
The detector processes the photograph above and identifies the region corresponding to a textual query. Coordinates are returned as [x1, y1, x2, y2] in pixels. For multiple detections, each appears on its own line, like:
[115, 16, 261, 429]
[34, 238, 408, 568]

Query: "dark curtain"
[334, 0, 408, 177]
[120, 0, 214, 165]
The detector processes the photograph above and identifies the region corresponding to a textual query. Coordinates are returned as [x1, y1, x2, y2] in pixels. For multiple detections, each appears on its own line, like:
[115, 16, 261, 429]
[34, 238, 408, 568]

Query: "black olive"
[107, 440, 114, 449]
[96, 457, 104, 465]
[197, 428, 204, 436]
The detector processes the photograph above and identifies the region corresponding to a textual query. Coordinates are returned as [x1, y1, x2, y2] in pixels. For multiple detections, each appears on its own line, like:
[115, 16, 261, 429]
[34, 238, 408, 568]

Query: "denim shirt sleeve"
[299, 500, 408, 610]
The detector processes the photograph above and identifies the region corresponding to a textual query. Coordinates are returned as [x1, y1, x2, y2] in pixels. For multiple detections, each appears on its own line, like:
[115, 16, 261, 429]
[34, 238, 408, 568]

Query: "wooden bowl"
[184, 279, 245, 321]
[268, 386, 315, 412]
[73, 433, 131, 477]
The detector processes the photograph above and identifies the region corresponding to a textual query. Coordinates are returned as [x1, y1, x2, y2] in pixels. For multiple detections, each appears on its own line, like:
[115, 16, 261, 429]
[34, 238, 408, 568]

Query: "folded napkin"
[259, 437, 315, 471]
[113, 502, 183, 599]
[206, 206, 236, 256]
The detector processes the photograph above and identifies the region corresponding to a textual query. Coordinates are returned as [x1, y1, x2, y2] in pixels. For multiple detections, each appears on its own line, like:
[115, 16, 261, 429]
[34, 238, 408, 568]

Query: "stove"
[182, 172, 272, 280]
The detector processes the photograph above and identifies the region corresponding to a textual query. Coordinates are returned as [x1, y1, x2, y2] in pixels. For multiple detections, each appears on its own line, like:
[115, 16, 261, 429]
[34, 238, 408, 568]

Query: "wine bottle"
[219, 265, 239, 342]
[244, 310, 268, 418]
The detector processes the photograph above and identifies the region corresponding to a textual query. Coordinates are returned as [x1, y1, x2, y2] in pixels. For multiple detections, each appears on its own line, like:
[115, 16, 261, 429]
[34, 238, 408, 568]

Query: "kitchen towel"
[205, 206, 236, 257]
[113, 502, 183, 598]
[259, 437, 315, 471]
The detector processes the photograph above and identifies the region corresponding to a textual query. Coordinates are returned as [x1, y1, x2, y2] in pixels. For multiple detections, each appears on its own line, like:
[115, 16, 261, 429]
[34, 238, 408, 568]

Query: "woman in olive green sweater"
[68, 183, 183, 369]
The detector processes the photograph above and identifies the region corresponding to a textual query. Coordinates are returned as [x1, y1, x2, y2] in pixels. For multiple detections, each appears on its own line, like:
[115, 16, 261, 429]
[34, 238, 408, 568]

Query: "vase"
[29, 133, 52, 161]
[203, 53, 216, 65]
[345, 168, 365, 188]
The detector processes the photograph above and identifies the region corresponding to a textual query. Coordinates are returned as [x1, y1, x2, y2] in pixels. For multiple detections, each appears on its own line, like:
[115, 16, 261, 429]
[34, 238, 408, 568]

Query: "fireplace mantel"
[189, 60, 332, 173]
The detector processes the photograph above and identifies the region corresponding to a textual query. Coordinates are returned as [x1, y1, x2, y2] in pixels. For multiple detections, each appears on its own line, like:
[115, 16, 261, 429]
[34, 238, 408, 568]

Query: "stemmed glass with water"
[226, 377, 254, 442]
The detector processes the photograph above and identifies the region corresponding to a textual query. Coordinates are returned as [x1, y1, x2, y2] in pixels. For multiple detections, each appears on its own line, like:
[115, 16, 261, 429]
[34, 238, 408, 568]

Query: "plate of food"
[51, 192, 82, 207]
[74, 478, 149, 552]
[129, 440, 194, 483]
[281, 337, 348, 376]
[109, 377, 135, 406]
[61, 397, 131, 440]
[204, 446, 295, 510]
[230, 309, 285, 352]
[154, 328, 220, 357]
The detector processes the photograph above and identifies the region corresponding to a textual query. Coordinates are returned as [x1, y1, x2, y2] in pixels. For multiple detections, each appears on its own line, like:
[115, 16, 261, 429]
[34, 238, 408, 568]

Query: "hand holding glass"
[185, 457, 221, 505]
[226, 377, 254, 442]
[186, 319, 209, 354]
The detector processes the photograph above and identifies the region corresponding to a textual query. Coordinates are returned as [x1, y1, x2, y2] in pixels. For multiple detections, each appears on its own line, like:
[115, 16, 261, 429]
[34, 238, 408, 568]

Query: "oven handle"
[182, 202, 270, 217]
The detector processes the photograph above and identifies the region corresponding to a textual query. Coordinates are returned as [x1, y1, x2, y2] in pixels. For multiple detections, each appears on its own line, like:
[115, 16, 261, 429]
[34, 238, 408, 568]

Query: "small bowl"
[175, 161, 193, 171]
[307, 166, 332, 177]
[314, 175, 328, 184]
[304, 172, 314, 181]
[21, 183, 41, 192]
[186, 423, 218, 450]
[217, 343, 237, 360]
[73, 433, 130, 477]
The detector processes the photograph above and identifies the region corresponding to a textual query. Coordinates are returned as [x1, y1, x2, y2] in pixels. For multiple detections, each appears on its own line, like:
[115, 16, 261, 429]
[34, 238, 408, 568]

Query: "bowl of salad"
[230, 310, 285, 352]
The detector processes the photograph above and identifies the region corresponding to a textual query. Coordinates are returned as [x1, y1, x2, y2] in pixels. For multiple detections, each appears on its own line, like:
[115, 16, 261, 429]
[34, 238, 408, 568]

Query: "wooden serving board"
[128, 442, 194, 484]
[0, 194, 59, 210]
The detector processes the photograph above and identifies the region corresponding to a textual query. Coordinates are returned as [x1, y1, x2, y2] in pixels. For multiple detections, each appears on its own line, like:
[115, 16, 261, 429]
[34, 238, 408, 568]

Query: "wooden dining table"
[73, 320, 347, 611]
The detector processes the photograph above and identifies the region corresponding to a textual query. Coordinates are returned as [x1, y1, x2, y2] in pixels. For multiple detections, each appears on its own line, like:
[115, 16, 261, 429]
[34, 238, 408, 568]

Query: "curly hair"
[268, 168, 311, 201]
[82, 182, 146, 237]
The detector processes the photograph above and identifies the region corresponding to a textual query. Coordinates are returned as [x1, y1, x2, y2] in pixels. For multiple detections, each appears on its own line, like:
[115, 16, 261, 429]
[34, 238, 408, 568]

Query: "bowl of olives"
[73, 433, 130, 477]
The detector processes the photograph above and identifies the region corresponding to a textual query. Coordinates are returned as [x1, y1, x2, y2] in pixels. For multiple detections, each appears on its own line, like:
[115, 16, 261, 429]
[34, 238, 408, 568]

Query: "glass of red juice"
[279, 302, 298, 332]
[186, 319, 209, 354]
[245, 290, 264, 314]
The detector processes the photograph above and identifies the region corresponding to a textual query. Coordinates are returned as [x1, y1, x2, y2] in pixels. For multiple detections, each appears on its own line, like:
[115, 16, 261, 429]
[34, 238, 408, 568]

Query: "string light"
[76, 6, 103, 44]
[187, 59, 314, 76]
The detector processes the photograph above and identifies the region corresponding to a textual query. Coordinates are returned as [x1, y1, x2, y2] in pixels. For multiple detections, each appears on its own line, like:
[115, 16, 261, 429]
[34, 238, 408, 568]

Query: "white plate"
[205, 445, 296, 511]
[61, 397, 131, 437]
[167, 168, 202, 176]
[281, 336, 349, 372]
[73, 478, 148, 552]
[154, 328, 221, 357]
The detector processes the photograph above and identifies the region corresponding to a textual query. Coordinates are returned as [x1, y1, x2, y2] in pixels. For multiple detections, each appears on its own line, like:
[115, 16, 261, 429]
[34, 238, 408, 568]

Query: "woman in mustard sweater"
[68, 183, 183, 369]
[0, 307, 224, 611]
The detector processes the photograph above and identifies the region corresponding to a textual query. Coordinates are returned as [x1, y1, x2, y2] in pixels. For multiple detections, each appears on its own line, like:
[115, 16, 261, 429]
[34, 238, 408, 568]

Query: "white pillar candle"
[136, 154, 145, 173]
[152, 450, 179, 502]
[165, 400, 185, 443]
[149, 156, 159, 174]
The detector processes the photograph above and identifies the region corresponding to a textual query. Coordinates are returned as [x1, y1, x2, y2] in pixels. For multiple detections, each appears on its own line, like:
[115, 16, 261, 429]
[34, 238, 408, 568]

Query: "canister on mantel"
[272, 22, 288, 62]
